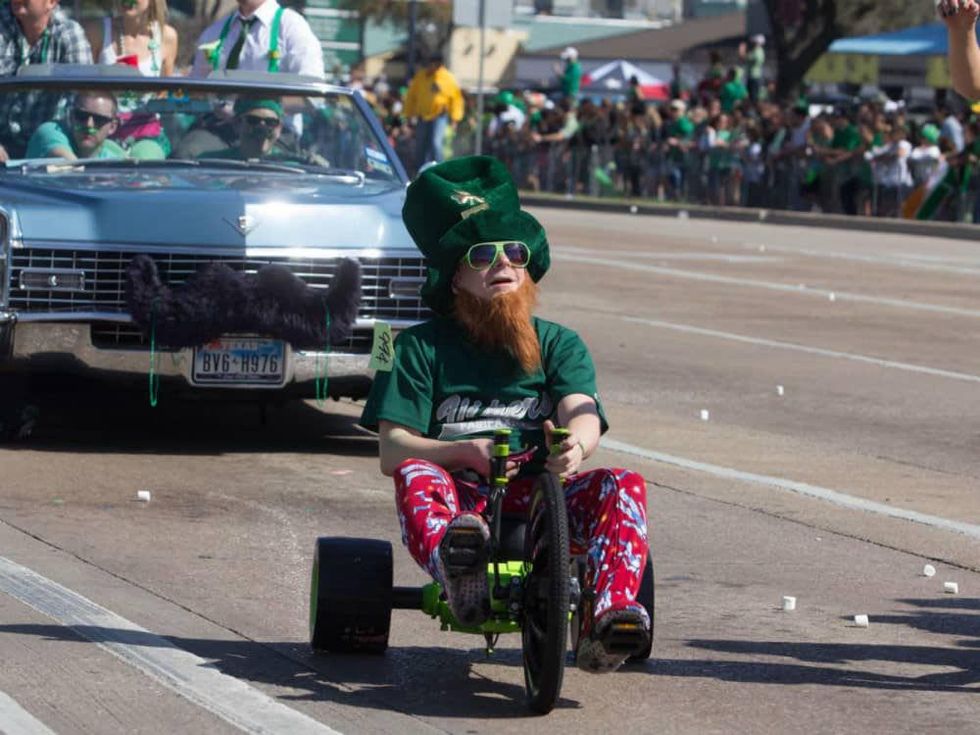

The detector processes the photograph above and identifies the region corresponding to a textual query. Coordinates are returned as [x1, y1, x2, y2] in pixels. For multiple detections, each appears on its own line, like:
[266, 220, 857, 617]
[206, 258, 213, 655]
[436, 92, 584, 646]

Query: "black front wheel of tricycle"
[521, 473, 570, 715]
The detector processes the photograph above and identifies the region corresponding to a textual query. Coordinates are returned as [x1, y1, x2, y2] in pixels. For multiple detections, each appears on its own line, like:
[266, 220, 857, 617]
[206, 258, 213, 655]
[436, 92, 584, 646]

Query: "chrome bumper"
[5, 320, 374, 394]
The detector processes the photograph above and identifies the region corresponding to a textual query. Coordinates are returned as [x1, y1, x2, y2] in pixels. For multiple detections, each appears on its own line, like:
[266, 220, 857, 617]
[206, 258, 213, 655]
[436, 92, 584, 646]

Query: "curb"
[520, 193, 980, 243]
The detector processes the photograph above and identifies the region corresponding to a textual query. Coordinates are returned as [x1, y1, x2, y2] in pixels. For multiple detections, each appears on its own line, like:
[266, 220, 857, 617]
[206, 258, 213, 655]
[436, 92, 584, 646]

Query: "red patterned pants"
[393, 459, 649, 628]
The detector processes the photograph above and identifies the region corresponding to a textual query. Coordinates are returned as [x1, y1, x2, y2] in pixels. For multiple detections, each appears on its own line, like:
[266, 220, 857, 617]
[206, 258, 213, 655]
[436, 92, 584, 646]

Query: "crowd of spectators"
[4, 0, 979, 222]
[365, 41, 980, 224]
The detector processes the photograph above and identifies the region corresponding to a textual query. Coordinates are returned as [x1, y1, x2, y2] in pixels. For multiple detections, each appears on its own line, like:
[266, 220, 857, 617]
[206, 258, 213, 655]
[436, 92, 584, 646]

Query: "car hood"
[1, 170, 414, 250]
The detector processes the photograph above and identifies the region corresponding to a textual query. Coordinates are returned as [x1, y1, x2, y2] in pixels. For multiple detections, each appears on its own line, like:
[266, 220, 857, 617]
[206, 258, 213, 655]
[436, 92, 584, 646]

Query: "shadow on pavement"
[669, 598, 980, 692]
[0, 624, 580, 719]
[0, 374, 377, 457]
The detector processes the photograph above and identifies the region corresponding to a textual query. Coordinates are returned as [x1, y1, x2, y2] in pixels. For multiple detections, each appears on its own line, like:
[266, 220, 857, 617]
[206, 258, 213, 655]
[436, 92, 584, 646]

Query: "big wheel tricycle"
[309, 428, 654, 714]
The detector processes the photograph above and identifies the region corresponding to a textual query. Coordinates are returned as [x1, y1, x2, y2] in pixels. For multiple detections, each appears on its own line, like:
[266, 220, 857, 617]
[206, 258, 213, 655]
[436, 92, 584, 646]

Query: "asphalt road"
[0, 209, 978, 734]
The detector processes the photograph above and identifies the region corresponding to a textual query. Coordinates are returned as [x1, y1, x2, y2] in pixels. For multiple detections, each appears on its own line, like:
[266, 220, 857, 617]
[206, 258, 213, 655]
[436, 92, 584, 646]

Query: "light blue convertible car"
[0, 66, 427, 400]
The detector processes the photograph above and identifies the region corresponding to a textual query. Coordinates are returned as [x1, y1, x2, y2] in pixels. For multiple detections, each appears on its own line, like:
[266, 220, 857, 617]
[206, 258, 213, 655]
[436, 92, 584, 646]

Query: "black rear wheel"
[521, 473, 570, 715]
[310, 537, 393, 654]
[628, 554, 655, 661]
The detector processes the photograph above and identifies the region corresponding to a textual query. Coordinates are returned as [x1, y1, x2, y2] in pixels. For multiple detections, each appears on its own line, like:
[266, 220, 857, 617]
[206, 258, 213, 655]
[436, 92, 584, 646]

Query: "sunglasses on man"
[464, 241, 531, 270]
[71, 107, 115, 129]
[243, 114, 281, 129]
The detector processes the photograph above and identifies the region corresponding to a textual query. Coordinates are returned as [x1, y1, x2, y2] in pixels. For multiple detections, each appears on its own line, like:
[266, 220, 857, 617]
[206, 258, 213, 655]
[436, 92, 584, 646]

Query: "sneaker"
[576, 605, 651, 674]
[437, 513, 491, 626]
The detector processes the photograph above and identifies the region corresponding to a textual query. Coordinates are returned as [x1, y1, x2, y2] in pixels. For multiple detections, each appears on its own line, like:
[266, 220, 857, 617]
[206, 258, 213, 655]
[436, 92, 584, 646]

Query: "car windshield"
[0, 78, 401, 182]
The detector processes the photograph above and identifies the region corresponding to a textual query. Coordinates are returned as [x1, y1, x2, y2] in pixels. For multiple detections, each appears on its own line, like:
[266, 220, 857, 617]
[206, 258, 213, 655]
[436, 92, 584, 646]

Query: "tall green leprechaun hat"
[403, 155, 550, 315]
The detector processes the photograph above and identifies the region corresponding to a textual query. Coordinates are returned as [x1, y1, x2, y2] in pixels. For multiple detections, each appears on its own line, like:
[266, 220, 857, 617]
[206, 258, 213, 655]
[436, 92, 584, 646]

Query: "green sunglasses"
[464, 241, 531, 270]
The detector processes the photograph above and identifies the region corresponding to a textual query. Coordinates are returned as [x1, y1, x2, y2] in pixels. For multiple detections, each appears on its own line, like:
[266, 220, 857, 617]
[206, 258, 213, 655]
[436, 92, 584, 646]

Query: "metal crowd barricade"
[435, 122, 978, 223]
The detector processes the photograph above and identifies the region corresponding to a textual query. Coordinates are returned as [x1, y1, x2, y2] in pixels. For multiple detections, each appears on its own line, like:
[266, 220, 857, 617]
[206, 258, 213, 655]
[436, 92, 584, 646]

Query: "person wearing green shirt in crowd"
[669, 62, 687, 101]
[826, 110, 869, 215]
[26, 90, 125, 160]
[199, 97, 286, 161]
[664, 99, 694, 197]
[557, 45, 581, 102]
[718, 68, 747, 113]
[698, 50, 725, 99]
[742, 34, 766, 103]
[360, 155, 651, 674]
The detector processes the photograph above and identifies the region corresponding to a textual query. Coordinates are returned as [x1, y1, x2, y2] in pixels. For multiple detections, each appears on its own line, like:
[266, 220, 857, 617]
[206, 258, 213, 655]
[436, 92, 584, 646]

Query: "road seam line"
[0, 556, 341, 735]
[621, 316, 980, 383]
[601, 437, 980, 540]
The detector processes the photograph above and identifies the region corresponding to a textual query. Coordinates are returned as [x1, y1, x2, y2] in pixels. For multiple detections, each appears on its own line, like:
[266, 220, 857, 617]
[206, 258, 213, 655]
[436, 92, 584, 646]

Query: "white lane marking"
[561, 248, 781, 264]
[0, 557, 340, 735]
[738, 242, 980, 277]
[622, 316, 980, 383]
[555, 252, 980, 319]
[0, 689, 57, 735]
[559, 240, 980, 275]
[601, 438, 980, 540]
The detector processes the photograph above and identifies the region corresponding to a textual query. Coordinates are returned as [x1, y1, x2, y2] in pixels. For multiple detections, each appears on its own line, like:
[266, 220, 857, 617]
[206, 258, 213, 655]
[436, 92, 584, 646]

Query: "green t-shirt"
[360, 316, 609, 476]
[666, 116, 694, 162]
[667, 116, 694, 139]
[561, 61, 582, 98]
[709, 129, 735, 170]
[747, 47, 765, 80]
[831, 124, 863, 179]
[26, 121, 126, 160]
[719, 80, 747, 113]
[832, 124, 861, 151]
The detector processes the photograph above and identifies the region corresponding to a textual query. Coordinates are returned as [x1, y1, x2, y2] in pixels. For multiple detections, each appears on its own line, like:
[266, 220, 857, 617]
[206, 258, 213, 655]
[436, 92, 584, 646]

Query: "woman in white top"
[83, 0, 178, 77]
[82, 0, 179, 159]
[865, 124, 913, 217]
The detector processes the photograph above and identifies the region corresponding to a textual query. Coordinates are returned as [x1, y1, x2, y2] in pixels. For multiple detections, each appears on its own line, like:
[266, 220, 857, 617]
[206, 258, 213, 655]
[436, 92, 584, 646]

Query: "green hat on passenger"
[920, 123, 940, 144]
[402, 155, 550, 315]
[234, 97, 283, 117]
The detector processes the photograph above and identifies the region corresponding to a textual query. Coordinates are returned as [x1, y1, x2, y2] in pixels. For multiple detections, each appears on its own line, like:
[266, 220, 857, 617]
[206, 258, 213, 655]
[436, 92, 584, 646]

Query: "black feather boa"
[125, 255, 362, 349]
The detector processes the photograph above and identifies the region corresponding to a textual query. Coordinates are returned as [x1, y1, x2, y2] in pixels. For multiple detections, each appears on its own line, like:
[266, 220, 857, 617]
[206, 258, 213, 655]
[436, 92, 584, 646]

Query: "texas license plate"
[191, 337, 286, 387]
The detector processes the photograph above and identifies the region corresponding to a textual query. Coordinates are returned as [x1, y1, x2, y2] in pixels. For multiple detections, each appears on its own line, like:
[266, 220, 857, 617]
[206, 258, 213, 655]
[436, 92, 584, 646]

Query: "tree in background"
[763, 0, 941, 100]
[343, 0, 452, 72]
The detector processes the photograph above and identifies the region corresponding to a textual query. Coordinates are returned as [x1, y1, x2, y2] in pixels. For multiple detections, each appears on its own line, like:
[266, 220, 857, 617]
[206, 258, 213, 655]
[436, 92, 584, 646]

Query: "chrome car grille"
[9, 248, 430, 352]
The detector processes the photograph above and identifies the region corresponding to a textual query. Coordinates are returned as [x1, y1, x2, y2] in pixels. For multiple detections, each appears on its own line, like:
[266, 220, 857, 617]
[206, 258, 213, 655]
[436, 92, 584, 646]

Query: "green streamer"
[315, 310, 330, 407]
[148, 299, 159, 407]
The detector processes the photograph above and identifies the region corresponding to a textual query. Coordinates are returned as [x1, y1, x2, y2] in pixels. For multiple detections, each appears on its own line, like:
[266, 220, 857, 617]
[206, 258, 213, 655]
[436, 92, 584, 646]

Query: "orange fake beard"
[452, 277, 542, 374]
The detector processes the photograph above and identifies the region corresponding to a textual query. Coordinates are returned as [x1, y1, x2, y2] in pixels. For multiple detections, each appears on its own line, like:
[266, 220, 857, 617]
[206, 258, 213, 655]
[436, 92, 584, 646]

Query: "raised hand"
[939, 0, 980, 28]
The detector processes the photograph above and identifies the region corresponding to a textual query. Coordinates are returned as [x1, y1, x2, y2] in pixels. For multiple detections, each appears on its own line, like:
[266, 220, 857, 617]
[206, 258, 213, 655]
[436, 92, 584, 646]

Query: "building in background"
[514, 9, 746, 92]
[515, 0, 683, 20]
[686, 0, 747, 18]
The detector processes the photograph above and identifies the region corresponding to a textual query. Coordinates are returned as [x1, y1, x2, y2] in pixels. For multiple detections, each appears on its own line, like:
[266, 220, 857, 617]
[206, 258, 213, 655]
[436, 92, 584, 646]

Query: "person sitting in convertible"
[359, 156, 652, 674]
[198, 97, 288, 162]
[25, 91, 126, 161]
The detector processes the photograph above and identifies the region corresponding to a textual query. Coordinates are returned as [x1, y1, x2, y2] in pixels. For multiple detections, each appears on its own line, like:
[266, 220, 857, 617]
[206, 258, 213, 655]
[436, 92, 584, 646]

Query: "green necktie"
[226, 17, 256, 70]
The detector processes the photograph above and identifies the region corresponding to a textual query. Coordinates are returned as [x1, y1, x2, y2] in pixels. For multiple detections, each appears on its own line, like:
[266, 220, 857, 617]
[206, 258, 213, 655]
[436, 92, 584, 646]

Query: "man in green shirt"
[719, 68, 748, 113]
[664, 99, 694, 197]
[360, 155, 650, 674]
[743, 34, 766, 103]
[826, 109, 867, 215]
[26, 90, 125, 160]
[557, 46, 582, 102]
